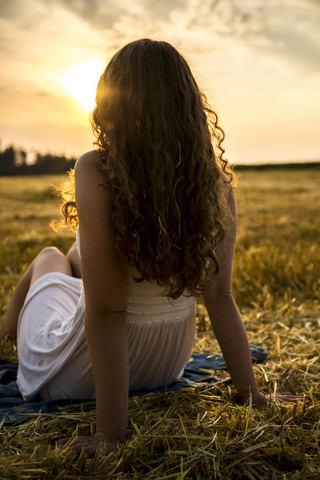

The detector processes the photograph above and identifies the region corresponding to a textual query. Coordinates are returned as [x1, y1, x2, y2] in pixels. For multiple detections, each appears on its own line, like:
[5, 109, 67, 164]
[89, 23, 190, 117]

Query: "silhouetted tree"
[0, 143, 76, 176]
[0, 146, 15, 175]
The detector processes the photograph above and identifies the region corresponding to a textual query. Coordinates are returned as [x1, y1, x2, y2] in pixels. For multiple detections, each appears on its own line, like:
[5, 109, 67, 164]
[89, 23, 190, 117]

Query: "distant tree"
[31, 153, 75, 174]
[0, 146, 16, 175]
[0, 143, 76, 176]
[15, 149, 27, 166]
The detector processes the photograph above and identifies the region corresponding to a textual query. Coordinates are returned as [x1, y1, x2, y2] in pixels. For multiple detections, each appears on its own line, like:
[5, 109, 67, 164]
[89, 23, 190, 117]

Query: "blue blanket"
[0, 345, 268, 425]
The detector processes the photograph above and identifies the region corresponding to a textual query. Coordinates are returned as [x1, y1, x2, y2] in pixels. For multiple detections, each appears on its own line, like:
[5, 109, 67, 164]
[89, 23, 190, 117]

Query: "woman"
[0, 39, 304, 457]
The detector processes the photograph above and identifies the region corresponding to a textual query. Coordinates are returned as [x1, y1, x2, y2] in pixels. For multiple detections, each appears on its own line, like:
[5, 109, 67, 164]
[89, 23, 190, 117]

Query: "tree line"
[0, 144, 76, 176]
[1, 143, 318, 176]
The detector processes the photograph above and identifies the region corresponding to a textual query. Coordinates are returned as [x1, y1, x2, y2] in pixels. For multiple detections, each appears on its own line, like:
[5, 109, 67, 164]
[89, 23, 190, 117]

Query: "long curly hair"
[61, 39, 234, 299]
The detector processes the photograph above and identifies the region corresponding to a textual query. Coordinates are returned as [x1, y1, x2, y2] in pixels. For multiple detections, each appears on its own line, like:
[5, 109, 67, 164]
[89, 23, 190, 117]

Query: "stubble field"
[0, 169, 319, 479]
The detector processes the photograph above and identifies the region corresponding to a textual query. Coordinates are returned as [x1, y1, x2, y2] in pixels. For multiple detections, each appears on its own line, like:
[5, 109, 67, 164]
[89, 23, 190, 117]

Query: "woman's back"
[76, 222, 195, 325]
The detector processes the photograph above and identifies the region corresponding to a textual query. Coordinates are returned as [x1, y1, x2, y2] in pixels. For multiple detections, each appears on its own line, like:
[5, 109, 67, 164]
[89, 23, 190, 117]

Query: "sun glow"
[58, 59, 105, 112]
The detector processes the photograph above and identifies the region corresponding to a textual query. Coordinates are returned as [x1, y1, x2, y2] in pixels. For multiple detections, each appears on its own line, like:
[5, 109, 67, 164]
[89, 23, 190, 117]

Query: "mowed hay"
[0, 170, 319, 479]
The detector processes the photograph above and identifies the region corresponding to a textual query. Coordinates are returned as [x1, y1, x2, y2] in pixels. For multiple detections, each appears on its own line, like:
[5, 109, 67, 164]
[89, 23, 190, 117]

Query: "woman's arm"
[66, 242, 81, 278]
[203, 190, 261, 403]
[203, 190, 308, 406]
[59, 151, 128, 456]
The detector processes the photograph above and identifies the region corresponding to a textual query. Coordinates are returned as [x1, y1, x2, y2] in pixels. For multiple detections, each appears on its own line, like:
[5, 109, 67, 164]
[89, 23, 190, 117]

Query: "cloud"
[249, 0, 320, 73]
[55, 0, 125, 30]
[0, 0, 23, 19]
[56, 0, 190, 30]
[0, 0, 319, 162]
[1, 0, 319, 72]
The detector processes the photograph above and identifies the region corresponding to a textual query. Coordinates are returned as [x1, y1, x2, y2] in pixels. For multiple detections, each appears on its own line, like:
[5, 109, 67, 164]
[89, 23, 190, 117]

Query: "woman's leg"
[0, 247, 72, 339]
[66, 243, 81, 279]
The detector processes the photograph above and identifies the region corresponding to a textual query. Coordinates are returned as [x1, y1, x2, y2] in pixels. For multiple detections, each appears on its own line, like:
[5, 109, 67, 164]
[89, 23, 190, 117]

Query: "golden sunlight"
[58, 59, 105, 112]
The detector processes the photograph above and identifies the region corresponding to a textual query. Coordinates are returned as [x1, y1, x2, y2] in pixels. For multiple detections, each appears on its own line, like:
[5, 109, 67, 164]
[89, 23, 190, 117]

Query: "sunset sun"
[58, 59, 104, 112]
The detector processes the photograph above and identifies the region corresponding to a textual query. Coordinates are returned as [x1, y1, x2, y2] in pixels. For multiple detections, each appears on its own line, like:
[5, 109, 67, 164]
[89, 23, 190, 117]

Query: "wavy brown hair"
[61, 39, 234, 299]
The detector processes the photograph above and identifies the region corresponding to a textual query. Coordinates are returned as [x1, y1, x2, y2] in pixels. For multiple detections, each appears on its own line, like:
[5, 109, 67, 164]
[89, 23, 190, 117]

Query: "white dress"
[17, 233, 196, 401]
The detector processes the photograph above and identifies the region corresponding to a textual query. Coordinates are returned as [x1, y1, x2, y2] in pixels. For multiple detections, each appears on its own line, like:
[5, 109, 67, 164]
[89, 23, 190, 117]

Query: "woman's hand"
[57, 432, 119, 457]
[252, 391, 313, 408]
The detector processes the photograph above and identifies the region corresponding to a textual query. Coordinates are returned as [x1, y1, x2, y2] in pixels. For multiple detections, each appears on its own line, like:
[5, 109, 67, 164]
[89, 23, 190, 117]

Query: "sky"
[0, 0, 319, 165]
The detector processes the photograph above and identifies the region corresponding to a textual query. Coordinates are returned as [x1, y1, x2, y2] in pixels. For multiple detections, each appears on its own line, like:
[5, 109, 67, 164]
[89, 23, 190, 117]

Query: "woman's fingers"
[253, 391, 313, 408]
[57, 434, 117, 458]
[272, 392, 313, 405]
[57, 437, 71, 448]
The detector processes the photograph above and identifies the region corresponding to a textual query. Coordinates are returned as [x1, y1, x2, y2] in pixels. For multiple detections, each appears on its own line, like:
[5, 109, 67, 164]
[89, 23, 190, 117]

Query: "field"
[0, 170, 319, 479]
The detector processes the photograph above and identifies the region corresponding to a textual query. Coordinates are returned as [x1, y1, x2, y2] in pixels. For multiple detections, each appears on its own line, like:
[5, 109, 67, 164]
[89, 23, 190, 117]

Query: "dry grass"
[0, 170, 319, 479]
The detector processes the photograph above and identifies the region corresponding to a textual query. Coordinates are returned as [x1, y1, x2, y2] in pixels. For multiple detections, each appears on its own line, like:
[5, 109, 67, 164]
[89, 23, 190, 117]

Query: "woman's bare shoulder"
[75, 150, 100, 174]
[74, 150, 109, 210]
